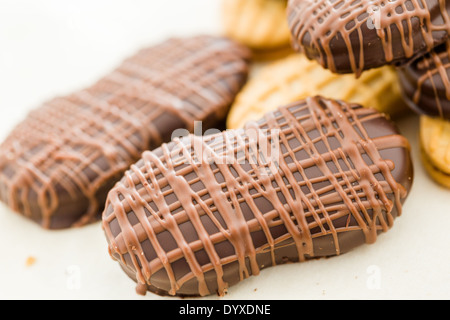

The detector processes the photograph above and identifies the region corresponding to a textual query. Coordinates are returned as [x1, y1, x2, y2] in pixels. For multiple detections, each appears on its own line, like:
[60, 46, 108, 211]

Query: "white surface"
[0, 0, 449, 301]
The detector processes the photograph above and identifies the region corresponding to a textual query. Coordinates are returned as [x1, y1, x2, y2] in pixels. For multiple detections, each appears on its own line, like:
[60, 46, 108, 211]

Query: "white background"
[0, 0, 448, 300]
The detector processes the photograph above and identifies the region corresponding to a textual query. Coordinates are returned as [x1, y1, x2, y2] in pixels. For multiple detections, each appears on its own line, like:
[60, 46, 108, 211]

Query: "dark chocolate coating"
[0, 35, 251, 229]
[102, 96, 413, 297]
[287, 0, 450, 75]
[398, 39, 450, 119]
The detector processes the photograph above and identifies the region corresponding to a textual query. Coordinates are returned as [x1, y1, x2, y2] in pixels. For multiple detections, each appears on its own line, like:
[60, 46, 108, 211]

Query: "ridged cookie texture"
[222, 0, 291, 51]
[0, 35, 251, 229]
[287, 0, 450, 75]
[420, 115, 450, 188]
[227, 54, 406, 130]
[102, 96, 413, 297]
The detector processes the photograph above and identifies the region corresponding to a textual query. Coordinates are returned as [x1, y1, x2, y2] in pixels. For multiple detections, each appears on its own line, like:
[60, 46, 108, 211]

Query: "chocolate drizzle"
[102, 96, 413, 297]
[0, 35, 251, 229]
[398, 39, 450, 119]
[287, 0, 450, 75]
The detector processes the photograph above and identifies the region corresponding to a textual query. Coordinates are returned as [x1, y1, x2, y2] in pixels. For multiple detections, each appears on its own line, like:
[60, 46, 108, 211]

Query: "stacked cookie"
[285, 0, 450, 188]
[0, 2, 418, 298]
[222, 0, 418, 128]
[224, 0, 450, 188]
[287, 0, 450, 76]
[398, 41, 450, 188]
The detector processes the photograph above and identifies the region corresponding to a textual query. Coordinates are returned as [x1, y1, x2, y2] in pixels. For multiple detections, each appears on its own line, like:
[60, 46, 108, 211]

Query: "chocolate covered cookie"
[0, 35, 251, 229]
[287, 0, 450, 75]
[420, 115, 450, 188]
[102, 96, 413, 297]
[398, 39, 450, 119]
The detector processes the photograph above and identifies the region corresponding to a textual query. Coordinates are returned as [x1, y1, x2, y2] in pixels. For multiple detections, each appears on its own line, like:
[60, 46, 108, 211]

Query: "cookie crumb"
[25, 256, 36, 267]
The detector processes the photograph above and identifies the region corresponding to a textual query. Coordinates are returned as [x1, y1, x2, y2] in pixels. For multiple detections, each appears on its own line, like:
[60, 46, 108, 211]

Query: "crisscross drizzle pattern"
[103, 96, 411, 297]
[0, 36, 250, 229]
[399, 40, 450, 118]
[288, 0, 450, 74]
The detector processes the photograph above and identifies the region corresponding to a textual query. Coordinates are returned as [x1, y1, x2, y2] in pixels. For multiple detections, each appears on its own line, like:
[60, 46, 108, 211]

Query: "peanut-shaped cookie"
[102, 96, 413, 297]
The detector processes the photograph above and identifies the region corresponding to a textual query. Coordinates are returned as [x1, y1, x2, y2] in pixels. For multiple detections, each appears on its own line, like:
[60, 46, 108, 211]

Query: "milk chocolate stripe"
[105, 146, 399, 235]
[103, 97, 409, 296]
[288, 0, 450, 75]
[4, 90, 165, 226]
[110, 169, 396, 246]
[103, 102, 406, 222]
[0, 36, 250, 229]
[107, 139, 399, 229]
[414, 42, 450, 117]
[396, 39, 450, 118]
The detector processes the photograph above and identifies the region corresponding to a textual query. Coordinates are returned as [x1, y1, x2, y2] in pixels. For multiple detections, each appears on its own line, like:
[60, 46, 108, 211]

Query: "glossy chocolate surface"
[287, 0, 450, 75]
[398, 39, 450, 119]
[102, 96, 413, 297]
[0, 35, 251, 229]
